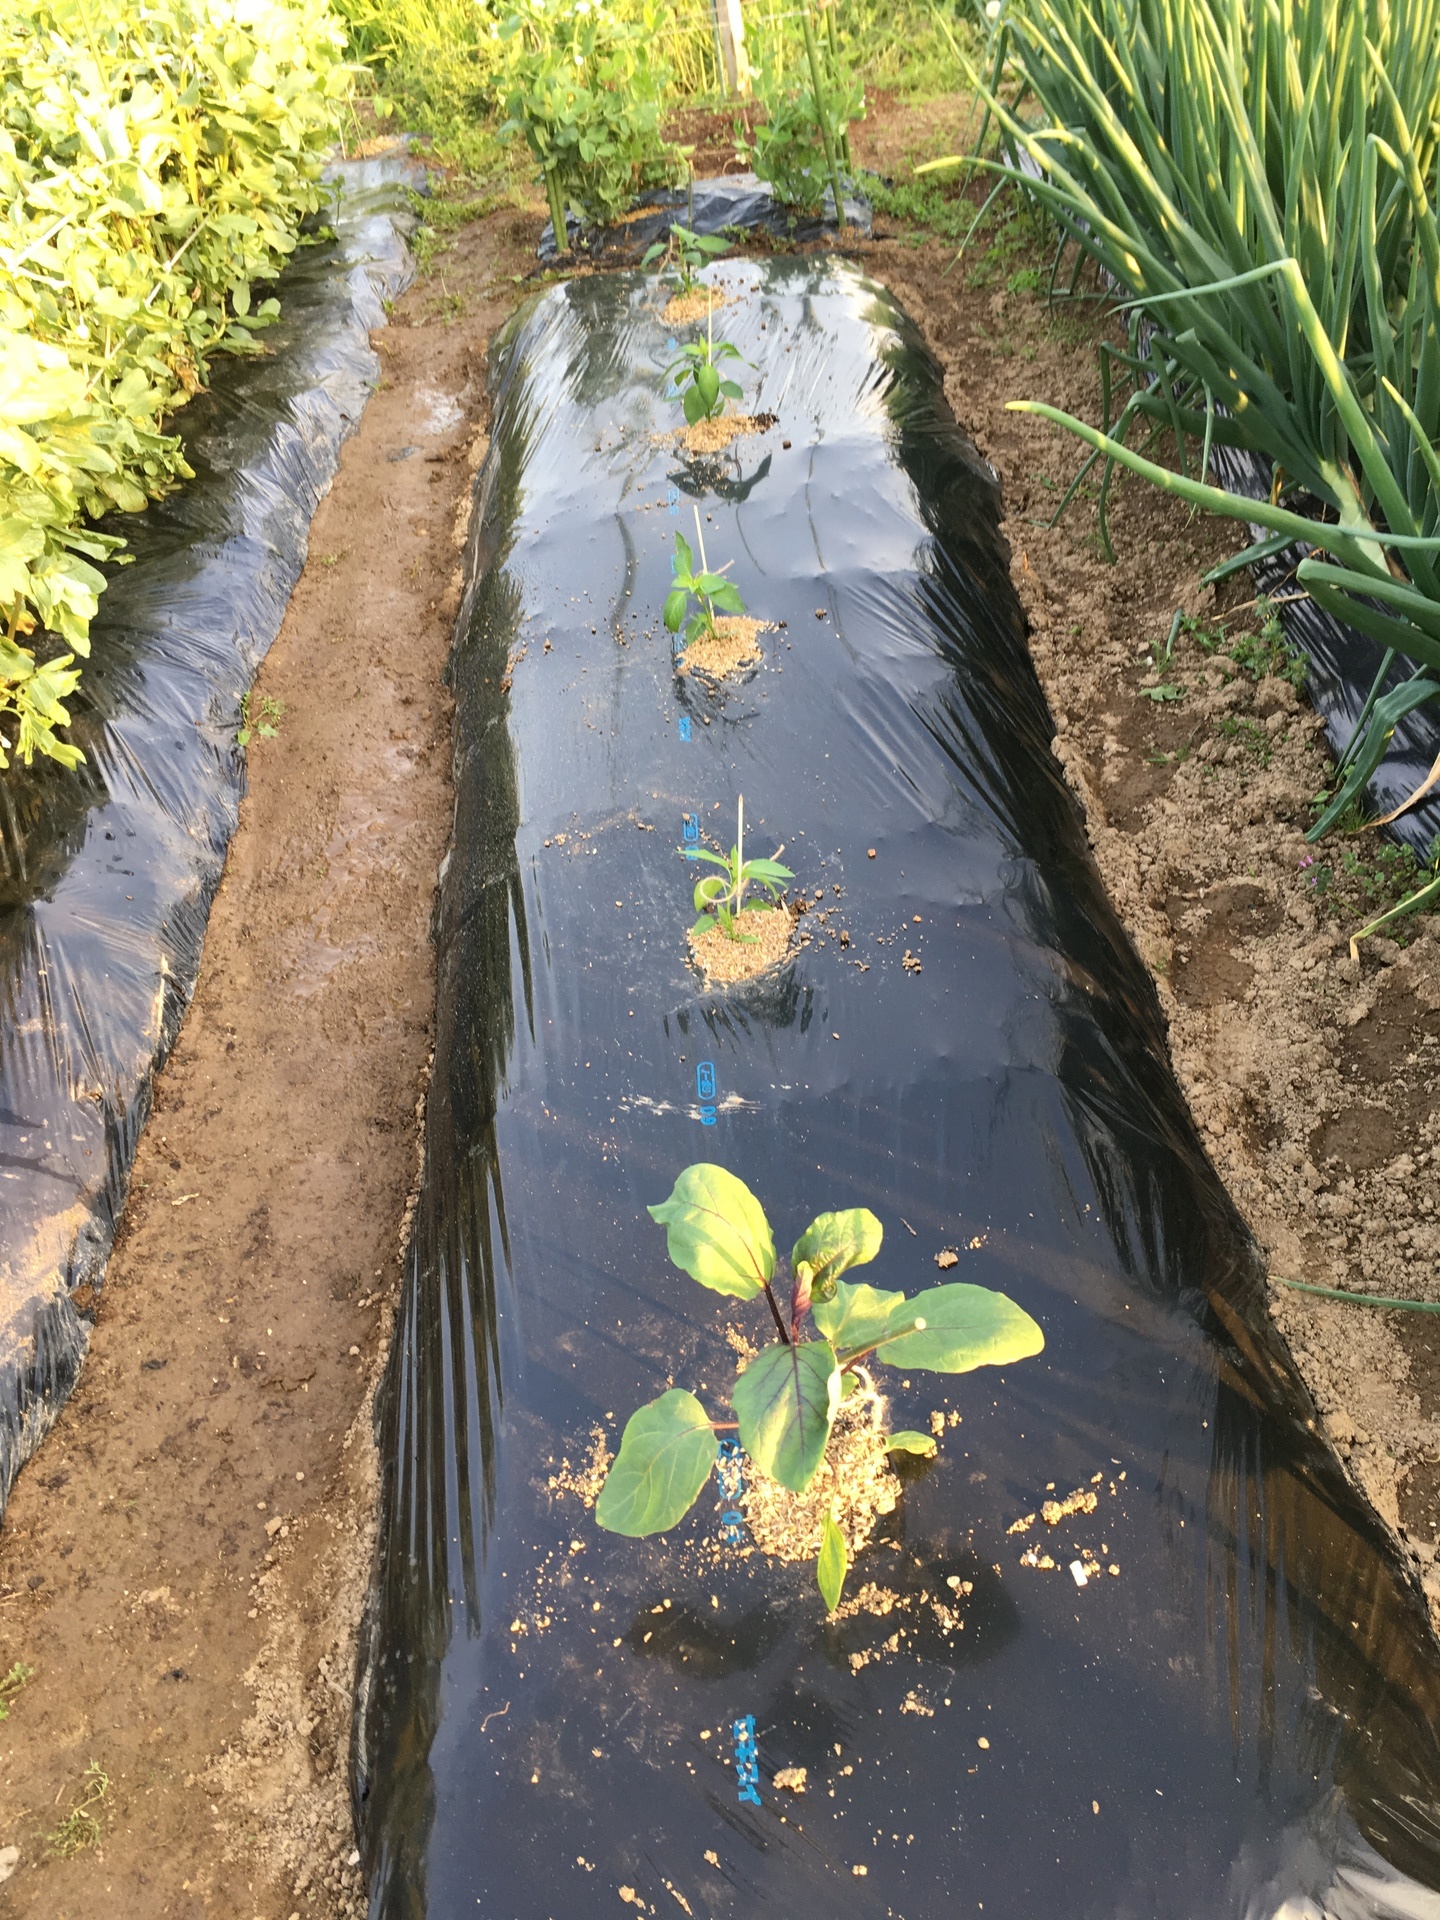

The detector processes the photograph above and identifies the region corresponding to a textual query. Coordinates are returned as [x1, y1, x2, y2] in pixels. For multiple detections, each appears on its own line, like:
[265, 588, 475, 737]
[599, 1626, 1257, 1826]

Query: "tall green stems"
[800, 4, 846, 230]
[545, 167, 568, 254]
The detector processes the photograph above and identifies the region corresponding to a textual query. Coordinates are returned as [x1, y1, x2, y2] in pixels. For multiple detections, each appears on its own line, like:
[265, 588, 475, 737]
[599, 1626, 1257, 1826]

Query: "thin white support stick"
[736, 793, 745, 914]
[693, 503, 710, 574]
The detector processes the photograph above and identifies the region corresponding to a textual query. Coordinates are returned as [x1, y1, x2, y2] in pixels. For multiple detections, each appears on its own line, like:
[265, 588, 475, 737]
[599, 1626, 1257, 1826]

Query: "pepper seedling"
[642, 221, 729, 294]
[664, 294, 746, 424]
[684, 793, 793, 941]
[595, 1164, 1045, 1611]
[664, 509, 745, 646]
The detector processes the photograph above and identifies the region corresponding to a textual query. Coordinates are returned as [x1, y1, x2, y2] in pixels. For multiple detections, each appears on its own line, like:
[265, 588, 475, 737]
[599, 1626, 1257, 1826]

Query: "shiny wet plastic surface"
[356, 259, 1440, 1920]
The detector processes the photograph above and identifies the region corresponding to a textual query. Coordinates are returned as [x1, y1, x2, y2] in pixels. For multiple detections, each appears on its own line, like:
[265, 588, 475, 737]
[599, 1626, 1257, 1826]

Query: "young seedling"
[642, 221, 729, 295]
[664, 296, 746, 424]
[664, 508, 745, 646]
[684, 793, 793, 941]
[595, 1164, 1045, 1611]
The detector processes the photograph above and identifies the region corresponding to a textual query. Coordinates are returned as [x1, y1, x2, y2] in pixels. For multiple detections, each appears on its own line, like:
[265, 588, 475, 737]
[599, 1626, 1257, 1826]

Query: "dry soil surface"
[2, 93, 1439, 1918]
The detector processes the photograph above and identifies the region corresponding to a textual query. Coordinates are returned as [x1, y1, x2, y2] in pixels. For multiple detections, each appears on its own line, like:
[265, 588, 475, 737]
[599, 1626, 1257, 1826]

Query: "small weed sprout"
[642, 222, 729, 295]
[595, 1164, 1044, 1611]
[46, 1759, 109, 1859]
[664, 509, 745, 646]
[237, 691, 284, 747]
[664, 297, 746, 424]
[0, 1661, 33, 1722]
[685, 794, 793, 942]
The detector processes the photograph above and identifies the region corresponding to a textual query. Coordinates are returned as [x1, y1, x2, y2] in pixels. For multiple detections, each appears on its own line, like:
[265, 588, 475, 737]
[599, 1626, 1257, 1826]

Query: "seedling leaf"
[792, 1211, 883, 1305]
[732, 1339, 840, 1491]
[886, 1430, 938, 1457]
[708, 582, 746, 617]
[876, 1283, 1044, 1372]
[595, 1389, 718, 1536]
[648, 1163, 775, 1298]
[810, 1277, 909, 1350]
[817, 1509, 847, 1611]
[663, 587, 689, 632]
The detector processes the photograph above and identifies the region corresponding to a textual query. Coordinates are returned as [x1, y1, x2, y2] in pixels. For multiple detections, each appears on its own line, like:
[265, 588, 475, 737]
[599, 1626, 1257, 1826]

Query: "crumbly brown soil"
[676, 612, 767, 679]
[689, 901, 798, 985]
[4, 89, 1440, 1916]
[0, 204, 534, 1911]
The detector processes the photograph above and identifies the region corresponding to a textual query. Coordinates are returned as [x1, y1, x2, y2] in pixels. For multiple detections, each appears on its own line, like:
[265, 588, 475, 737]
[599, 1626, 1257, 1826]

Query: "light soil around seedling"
[676, 612, 767, 680]
[680, 412, 775, 454]
[663, 285, 732, 327]
[741, 1381, 900, 1563]
[688, 900, 797, 985]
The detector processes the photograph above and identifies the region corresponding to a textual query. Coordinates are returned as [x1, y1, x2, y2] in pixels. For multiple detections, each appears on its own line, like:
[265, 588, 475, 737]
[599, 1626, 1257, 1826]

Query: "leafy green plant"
[664, 516, 745, 644]
[664, 304, 746, 425]
[684, 794, 793, 941]
[642, 222, 729, 294]
[740, 2, 861, 220]
[0, 0, 351, 774]
[496, 0, 678, 244]
[595, 1164, 1045, 1610]
[946, 0, 1440, 841]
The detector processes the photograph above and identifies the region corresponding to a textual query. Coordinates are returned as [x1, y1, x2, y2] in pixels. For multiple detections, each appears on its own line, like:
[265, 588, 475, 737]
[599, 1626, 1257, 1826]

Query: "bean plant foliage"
[497, 0, 679, 241]
[0, 0, 350, 773]
[596, 1164, 1045, 1608]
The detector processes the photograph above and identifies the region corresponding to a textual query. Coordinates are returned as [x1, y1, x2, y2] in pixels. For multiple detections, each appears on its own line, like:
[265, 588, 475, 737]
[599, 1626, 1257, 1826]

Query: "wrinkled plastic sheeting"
[539, 169, 872, 260]
[355, 258, 1440, 1919]
[1204, 444, 1440, 855]
[0, 155, 419, 1513]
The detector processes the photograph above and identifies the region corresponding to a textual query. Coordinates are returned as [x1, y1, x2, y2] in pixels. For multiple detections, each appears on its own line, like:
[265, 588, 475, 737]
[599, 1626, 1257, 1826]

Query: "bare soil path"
[0, 92, 1437, 1918]
[0, 197, 531, 1915]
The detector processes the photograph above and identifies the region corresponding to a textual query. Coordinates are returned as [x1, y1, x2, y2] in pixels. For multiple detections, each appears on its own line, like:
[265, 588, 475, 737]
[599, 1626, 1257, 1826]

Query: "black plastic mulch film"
[356, 253, 1440, 1920]
[1207, 444, 1440, 857]
[537, 172, 872, 262]
[0, 157, 418, 1512]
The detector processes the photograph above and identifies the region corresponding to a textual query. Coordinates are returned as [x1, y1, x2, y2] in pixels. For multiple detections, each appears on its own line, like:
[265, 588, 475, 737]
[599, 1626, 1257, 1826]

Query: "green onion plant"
[942, 0, 1440, 848]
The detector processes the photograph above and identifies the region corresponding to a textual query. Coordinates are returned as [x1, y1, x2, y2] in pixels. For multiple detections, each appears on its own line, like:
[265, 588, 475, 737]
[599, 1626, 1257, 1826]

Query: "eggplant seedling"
[642, 221, 729, 294]
[664, 297, 746, 424]
[595, 1163, 1045, 1611]
[664, 509, 745, 645]
[685, 793, 793, 941]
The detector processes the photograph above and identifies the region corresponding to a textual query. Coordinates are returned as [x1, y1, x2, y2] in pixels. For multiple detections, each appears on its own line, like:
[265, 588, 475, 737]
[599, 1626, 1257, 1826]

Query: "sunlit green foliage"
[951, 0, 1440, 840]
[0, 0, 350, 770]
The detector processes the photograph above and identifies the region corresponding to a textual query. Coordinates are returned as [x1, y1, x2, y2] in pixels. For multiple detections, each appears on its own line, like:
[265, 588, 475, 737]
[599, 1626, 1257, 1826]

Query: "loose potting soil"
[354, 257, 1440, 1920]
[0, 155, 418, 1513]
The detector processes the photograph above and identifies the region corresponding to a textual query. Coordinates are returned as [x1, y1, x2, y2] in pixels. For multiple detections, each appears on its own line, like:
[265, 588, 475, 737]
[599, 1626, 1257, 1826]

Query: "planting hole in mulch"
[675, 613, 767, 681]
[687, 901, 797, 985]
[663, 286, 732, 326]
[679, 411, 777, 454]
